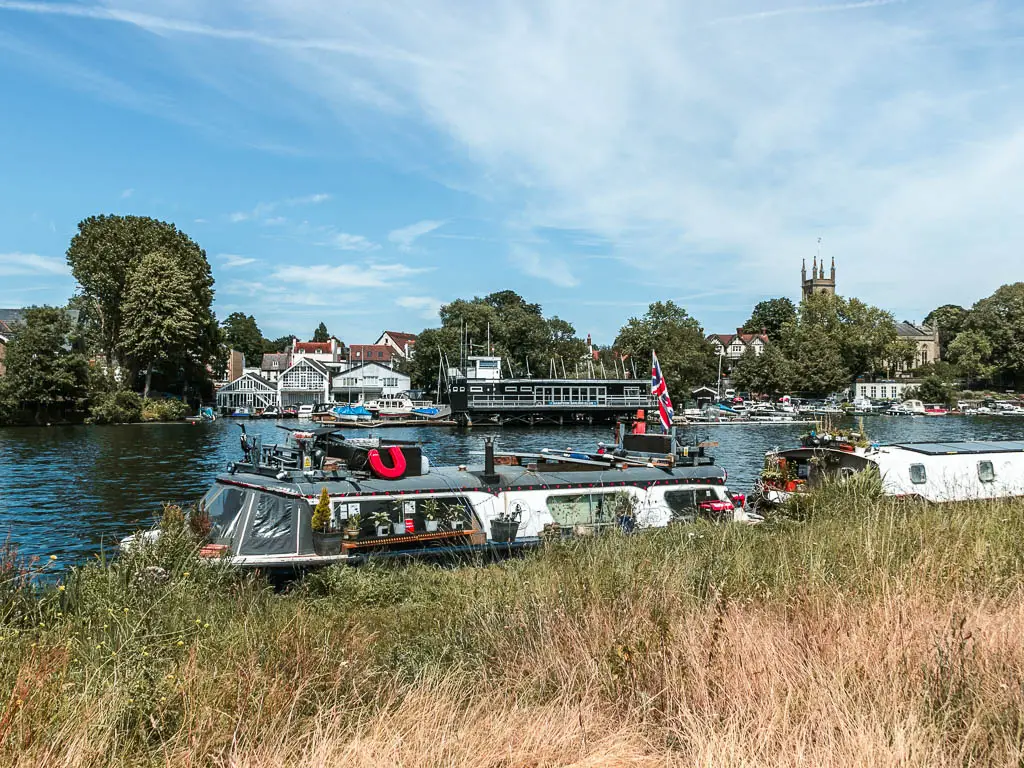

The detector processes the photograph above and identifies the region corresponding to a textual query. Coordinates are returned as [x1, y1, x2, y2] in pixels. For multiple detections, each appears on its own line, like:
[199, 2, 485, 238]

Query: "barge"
[123, 425, 755, 570]
[754, 434, 1024, 507]
[443, 355, 651, 427]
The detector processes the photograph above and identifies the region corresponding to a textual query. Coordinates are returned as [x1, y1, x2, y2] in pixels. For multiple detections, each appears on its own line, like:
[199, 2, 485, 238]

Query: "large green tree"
[409, 291, 592, 392]
[66, 215, 215, 370]
[263, 335, 294, 354]
[924, 303, 969, 358]
[312, 322, 330, 343]
[119, 251, 213, 399]
[964, 283, 1024, 385]
[731, 343, 794, 397]
[780, 293, 898, 389]
[742, 297, 797, 340]
[614, 301, 716, 392]
[946, 330, 994, 387]
[1, 306, 89, 422]
[221, 312, 265, 366]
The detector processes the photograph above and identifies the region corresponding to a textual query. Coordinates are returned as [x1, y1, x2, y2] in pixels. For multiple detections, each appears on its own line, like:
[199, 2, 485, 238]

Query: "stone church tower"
[801, 255, 836, 299]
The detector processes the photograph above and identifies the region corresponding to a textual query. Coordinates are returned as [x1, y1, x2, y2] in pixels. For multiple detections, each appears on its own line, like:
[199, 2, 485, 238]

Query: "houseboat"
[121, 426, 755, 570]
[753, 435, 1024, 507]
[442, 355, 650, 427]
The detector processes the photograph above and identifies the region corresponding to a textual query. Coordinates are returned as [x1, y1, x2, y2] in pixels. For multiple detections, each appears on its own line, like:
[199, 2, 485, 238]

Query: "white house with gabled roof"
[332, 362, 410, 402]
[278, 357, 332, 406]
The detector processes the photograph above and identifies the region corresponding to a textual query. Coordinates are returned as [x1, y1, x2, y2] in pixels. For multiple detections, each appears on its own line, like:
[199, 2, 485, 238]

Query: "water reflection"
[1, 415, 1021, 565]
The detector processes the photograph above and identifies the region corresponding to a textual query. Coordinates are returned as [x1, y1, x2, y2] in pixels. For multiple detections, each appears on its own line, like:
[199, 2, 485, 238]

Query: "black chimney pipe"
[483, 437, 498, 484]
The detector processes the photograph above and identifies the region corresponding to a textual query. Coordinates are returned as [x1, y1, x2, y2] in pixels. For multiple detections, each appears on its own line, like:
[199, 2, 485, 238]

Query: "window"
[470, 386, 483, 393]
[546, 493, 620, 527]
[383, 377, 398, 387]
[664, 488, 718, 519]
[910, 464, 927, 484]
[978, 461, 995, 483]
[202, 487, 248, 545]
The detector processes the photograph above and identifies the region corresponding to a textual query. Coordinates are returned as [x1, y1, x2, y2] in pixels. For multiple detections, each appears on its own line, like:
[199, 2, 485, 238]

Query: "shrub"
[311, 487, 332, 532]
[88, 390, 143, 424]
[141, 398, 190, 422]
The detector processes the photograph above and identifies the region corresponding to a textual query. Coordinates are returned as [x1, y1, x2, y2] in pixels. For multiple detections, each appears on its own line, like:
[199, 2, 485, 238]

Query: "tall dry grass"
[3, 485, 1024, 766]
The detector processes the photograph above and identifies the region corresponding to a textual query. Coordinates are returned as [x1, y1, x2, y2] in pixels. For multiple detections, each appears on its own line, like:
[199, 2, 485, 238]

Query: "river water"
[2, 416, 1023, 566]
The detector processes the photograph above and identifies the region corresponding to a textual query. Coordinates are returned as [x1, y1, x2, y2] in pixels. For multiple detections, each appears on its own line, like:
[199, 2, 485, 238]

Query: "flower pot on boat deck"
[311, 530, 345, 556]
[490, 519, 519, 543]
[392, 521, 406, 535]
[376, 524, 390, 537]
[425, 519, 439, 533]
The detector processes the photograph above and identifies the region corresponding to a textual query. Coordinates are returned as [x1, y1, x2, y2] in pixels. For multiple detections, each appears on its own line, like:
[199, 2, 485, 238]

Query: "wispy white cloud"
[331, 233, 379, 252]
[388, 219, 445, 251]
[9, 0, 1024, 323]
[708, 0, 904, 26]
[120, 187, 134, 199]
[396, 295, 442, 320]
[0, 1, 426, 63]
[272, 262, 430, 289]
[219, 253, 257, 268]
[0, 252, 70, 277]
[512, 246, 578, 288]
[227, 192, 331, 224]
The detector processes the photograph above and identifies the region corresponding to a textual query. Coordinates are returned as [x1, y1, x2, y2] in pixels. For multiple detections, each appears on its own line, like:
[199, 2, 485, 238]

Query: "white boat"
[297, 404, 315, 419]
[755, 438, 1024, 506]
[121, 428, 757, 570]
[365, 394, 416, 418]
[885, 399, 926, 417]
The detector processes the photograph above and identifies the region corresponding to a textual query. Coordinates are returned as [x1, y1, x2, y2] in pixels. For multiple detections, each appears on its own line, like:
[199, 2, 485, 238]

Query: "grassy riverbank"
[3, 486, 1024, 767]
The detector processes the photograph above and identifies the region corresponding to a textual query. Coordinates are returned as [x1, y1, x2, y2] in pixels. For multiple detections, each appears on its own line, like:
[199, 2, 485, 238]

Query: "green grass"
[3, 486, 1024, 766]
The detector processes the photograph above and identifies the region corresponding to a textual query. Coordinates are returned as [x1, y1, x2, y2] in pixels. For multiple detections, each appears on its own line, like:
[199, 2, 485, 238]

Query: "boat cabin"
[757, 439, 1024, 506]
[135, 427, 752, 569]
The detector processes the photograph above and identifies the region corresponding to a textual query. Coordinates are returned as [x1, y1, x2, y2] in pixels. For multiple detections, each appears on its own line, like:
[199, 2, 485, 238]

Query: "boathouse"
[215, 372, 279, 411]
[279, 357, 332, 407]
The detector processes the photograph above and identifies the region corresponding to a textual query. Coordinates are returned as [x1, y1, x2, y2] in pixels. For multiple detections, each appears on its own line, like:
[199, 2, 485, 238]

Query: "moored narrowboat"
[122, 426, 756, 570]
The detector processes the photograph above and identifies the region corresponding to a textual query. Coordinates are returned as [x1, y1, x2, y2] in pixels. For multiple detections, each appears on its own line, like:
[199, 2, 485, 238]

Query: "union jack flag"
[651, 351, 674, 433]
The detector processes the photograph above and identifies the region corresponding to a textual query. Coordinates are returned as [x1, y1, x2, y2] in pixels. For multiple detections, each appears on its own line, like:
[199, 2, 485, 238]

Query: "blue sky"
[1, 0, 1023, 345]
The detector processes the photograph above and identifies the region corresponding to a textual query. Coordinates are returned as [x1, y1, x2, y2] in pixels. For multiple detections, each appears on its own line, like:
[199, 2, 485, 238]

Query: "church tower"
[802, 254, 836, 299]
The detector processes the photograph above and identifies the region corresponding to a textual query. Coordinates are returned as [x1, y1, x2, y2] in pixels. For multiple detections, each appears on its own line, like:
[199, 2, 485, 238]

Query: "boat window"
[664, 489, 718, 518]
[545, 493, 620, 527]
[909, 464, 927, 485]
[344, 496, 473, 535]
[240, 493, 298, 556]
[978, 461, 995, 483]
[206, 487, 248, 545]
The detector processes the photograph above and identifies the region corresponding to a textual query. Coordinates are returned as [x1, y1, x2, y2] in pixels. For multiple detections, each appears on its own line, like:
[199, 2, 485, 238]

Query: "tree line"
[3, 210, 1021, 424]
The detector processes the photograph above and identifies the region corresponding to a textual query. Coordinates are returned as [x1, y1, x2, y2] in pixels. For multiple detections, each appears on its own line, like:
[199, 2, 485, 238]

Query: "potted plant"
[422, 498, 440, 533]
[445, 502, 465, 531]
[344, 509, 362, 540]
[311, 488, 344, 555]
[611, 492, 636, 533]
[490, 505, 521, 543]
[372, 507, 391, 537]
[390, 500, 406, 535]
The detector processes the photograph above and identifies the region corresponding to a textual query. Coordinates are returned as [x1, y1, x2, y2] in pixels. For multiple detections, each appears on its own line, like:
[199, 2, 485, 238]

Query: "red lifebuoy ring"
[367, 446, 406, 479]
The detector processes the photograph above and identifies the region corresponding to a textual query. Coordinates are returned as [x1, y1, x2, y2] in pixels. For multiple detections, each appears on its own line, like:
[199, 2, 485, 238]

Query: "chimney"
[482, 437, 498, 484]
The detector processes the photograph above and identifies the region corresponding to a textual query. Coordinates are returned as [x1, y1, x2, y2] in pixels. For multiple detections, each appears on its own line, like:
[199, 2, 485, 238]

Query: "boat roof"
[888, 440, 1024, 456]
[216, 461, 727, 499]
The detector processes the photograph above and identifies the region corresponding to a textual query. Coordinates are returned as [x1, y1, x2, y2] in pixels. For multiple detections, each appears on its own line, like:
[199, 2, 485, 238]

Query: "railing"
[467, 395, 651, 409]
